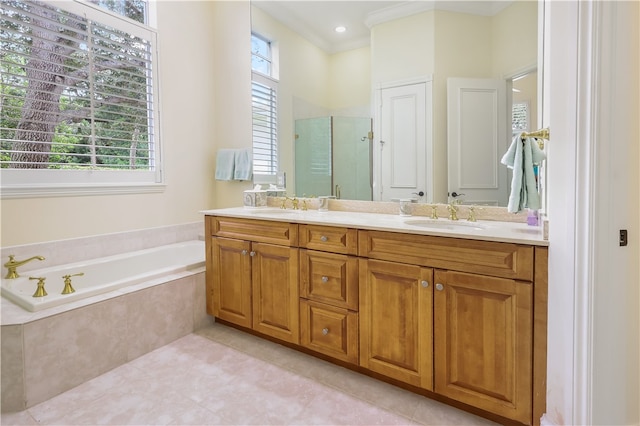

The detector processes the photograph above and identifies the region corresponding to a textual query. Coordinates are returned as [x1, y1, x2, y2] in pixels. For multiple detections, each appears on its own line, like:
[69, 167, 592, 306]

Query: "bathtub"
[0, 240, 205, 312]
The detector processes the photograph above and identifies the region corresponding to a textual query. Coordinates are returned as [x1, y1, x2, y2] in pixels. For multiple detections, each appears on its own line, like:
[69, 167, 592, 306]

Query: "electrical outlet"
[619, 229, 628, 246]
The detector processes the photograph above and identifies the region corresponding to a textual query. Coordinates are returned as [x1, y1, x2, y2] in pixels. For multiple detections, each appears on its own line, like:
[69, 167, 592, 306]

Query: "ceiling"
[251, 1, 513, 54]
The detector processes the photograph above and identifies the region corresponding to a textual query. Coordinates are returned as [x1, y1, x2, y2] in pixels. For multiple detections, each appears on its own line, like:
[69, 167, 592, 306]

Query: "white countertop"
[201, 207, 548, 246]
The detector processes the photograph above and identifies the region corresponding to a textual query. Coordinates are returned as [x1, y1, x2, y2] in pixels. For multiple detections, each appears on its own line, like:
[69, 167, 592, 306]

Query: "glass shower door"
[294, 117, 331, 197]
[333, 117, 372, 201]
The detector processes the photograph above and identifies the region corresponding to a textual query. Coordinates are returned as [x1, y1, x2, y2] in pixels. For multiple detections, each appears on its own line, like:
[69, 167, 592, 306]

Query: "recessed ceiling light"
[335, 26, 347, 33]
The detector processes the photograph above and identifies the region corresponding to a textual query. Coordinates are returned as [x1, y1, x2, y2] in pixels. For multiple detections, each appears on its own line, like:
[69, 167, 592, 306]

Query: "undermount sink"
[246, 208, 305, 215]
[403, 219, 487, 231]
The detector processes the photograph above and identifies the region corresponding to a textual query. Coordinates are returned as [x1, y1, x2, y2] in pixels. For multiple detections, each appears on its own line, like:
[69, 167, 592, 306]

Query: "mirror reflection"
[251, 1, 538, 206]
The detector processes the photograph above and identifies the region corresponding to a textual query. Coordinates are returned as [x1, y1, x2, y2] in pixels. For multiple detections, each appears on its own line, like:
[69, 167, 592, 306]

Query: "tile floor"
[1, 323, 498, 425]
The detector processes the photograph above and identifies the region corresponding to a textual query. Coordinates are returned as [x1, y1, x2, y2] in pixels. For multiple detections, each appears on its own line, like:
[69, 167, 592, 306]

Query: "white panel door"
[447, 78, 508, 206]
[378, 82, 428, 202]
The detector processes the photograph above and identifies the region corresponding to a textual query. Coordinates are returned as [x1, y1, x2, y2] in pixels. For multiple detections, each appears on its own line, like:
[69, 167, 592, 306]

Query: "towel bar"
[521, 127, 550, 149]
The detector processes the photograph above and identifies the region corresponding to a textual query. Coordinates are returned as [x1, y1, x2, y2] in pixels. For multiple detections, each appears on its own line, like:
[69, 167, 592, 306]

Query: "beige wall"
[251, 6, 371, 196]
[491, 0, 538, 77]
[211, 1, 253, 208]
[328, 46, 371, 114]
[371, 11, 435, 85]
[369, 4, 537, 202]
[432, 10, 493, 202]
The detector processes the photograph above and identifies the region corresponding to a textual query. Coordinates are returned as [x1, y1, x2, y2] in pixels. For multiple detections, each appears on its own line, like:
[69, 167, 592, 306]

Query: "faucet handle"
[466, 205, 483, 222]
[62, 272, 84, 294]
[29, 277, 48, 297]
[429, 205, 439, 219]
[447, 201, 460, 221]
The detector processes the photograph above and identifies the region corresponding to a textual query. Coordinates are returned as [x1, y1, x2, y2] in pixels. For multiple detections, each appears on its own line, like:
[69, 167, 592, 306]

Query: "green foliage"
[0, 0, 153, 170]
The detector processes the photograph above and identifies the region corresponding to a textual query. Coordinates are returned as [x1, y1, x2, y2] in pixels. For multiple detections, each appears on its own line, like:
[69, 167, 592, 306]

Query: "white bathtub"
[0, 240, 205, 312]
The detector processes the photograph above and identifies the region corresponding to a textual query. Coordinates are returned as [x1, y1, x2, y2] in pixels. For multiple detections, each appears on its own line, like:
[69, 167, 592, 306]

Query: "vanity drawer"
[300, 299, 358, 364]
[209, 216, 298, 246]
[299, 224, 357, 255]
[358, 230, 533, 281]
[300, 249, 358, 310]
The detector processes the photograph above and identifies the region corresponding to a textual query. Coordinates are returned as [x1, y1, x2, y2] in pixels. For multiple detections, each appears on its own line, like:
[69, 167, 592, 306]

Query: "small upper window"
[251, 33, 272, 76]
[94, 0, 148, 24]
[512, 101, 529, 135]
[0, 0, 161, 197]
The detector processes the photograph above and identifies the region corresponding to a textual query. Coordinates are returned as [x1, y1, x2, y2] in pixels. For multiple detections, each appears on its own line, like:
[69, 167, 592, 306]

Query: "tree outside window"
[0, 0, 159, 178]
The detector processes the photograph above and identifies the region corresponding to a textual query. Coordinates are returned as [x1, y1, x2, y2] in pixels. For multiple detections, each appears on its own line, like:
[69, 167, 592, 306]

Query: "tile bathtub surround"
[0, 272, 212, 413]
[1, 324, 498, 426]
[0, 221, 203, 276]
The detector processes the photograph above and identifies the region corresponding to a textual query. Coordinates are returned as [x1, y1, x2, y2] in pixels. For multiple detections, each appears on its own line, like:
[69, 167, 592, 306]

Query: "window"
[251, 33, 277, 182]
[512, 101, 529, 136]
[0, 0, 161, 197]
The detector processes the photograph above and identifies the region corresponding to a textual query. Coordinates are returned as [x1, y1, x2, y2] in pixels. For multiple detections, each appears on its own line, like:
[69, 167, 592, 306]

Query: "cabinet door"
[252, 242, 300, 344]
[359, 259, 433, 390]
[211, 237, 252, 328]
[434, 270, 532, 424]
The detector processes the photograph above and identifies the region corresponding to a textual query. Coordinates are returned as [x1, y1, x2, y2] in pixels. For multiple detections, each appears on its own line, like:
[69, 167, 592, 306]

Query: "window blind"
[252, 72, 278, 176]
[0, 0, 156, 171]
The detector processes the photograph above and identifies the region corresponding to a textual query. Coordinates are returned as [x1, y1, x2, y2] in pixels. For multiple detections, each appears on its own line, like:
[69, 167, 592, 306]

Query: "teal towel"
[234, 149, 252, 181]
[215, 149, 236, 181]
[501, 135, 547, 213]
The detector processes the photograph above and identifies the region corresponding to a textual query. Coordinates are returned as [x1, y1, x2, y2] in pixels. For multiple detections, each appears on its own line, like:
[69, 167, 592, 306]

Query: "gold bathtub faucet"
[29, 277, 48, 297]
[4, 255, 45, 279]
[62, 273, 84, 294]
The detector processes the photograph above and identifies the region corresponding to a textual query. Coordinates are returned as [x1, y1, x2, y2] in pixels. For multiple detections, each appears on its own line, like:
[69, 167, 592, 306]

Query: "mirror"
[251, 1, 538, 205]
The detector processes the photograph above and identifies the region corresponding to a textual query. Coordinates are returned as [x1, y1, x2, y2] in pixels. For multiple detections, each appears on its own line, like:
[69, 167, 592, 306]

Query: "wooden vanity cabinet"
[359, 258, 434, 390]
[206, 215, 547, 425]
[359, 229, 537, 424]
[434, 270, 532, 424]
[207, 217, 300, 344]
[299, 225, 359, 364]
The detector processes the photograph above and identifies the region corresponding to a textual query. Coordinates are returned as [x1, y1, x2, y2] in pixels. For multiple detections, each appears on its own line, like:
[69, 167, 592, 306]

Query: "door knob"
[413, 191, 425, 197]
[450, 192, 465, 198]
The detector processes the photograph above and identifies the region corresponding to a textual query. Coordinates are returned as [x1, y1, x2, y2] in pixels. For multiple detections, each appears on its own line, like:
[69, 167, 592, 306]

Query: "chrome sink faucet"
[4, 255, 45, 279]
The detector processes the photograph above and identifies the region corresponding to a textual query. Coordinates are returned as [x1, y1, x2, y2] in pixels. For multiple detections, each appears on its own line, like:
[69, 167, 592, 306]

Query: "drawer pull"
[421, 280, 429, 288]
[436, 283, 444, 291]
[241, 250, 248, 256]
[322, 328, 329, 335]
[320, 235, 328, 242]
[249, 251, 256, 257]
[321, 276, 329, 283]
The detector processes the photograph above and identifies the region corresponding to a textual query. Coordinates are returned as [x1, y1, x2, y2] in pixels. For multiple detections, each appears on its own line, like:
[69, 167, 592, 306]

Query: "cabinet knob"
[435, 283, 444, 291]
[320, 235, 328, 242]
[249, 251, 256, 257]
[241, 250, 248, 256]
[321, 276, 329, 283]
[322, 328, 329, 335]
[421, 280, 429, 288]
